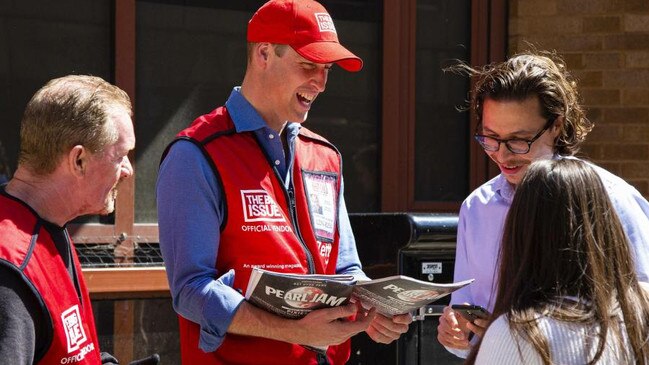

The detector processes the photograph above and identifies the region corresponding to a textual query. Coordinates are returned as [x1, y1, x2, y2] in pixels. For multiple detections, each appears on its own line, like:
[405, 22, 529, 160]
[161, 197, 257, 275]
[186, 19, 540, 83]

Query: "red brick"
[624, 14, 649, 32]
[518, 0, 557, 16]
[526, 17, 582, 34]
[579, 144, 603, 159]
[620, 161, 649, 178]
[581, 89, 620, 105]
[572, 70, 603, 87]
[624, 0, 649, 12]
[625, 51, 649, 68]
[546, 35, 603, 52]
[557, 0, 623, 14]
[603, 70, 649, 88]
[622, 89, 649, 105]
[583, 52, 622, 69]
[621, 124, 649, 142]
[595, 161, 622, 175]
[602, 107, 649, 124]
[508, 35, 603, 53]
[509, 18, 524, 36]
[561, 53, 584, 70]
[604, 34, 649, 50]
[602, 144, 649, 160]
[583, 16, 621, 33]
[587, 107, 603, 123]
[585, 123, 622, 142]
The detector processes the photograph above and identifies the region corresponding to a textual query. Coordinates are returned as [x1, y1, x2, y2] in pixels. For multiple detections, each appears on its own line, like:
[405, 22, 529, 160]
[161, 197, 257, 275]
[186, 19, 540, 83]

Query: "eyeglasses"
[474, 118, 556, 155]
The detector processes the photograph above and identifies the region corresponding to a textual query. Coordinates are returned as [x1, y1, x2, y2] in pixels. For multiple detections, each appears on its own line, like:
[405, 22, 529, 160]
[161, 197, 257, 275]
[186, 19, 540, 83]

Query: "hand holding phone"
[451, 304, 490, 323]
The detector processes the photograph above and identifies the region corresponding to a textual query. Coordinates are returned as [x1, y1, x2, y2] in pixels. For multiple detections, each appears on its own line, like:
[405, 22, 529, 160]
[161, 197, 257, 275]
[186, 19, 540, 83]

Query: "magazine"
[244, 267, 474, 319]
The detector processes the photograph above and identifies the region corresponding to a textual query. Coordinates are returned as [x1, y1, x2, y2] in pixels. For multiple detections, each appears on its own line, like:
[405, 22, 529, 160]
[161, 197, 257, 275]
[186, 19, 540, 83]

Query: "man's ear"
[256, 43, 272, 66]
[68, 145, 87, 177]
[552, 115, 564, 136]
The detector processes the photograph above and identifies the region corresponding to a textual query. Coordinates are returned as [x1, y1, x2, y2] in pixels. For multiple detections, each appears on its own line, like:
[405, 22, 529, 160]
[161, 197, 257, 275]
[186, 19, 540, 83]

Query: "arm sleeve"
[443, 203, 474, 359]
[450, 203, 473, 305]
[100, 352, 119, 364]
[609, 186, 649, 282]
[0, 266, 44, 365]
[156, 140, 245, 352]
[334, 179, 369, 281]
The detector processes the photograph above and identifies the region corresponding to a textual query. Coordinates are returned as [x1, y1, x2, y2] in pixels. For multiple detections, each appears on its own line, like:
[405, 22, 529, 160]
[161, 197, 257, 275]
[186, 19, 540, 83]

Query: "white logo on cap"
[314, 13, 336, 33]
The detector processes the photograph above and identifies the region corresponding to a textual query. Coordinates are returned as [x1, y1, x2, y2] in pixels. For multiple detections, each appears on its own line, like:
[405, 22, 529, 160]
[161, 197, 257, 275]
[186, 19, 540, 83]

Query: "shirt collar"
[284, 121, 301, 138]
[225, 87, 270, 133]
[224, 87, 303, 137]
[494, 174, 515, 203]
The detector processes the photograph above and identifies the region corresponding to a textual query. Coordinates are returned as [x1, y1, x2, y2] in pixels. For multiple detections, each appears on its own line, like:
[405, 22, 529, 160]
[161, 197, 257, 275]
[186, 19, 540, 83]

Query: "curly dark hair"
[448, 51, 593, 156]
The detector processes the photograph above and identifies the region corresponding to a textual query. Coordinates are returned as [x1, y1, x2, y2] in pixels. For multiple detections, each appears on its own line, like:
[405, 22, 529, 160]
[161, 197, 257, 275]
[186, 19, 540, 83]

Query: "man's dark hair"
[449, 51, 593, 156]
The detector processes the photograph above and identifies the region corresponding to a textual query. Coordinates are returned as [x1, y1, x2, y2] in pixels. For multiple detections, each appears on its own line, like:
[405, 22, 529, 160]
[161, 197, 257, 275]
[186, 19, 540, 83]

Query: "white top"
[475, 314, 634, 364]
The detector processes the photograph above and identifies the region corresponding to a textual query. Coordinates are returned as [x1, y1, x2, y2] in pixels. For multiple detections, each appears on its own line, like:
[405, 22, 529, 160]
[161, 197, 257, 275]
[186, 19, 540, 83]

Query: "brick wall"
[510, 0, 649, 196]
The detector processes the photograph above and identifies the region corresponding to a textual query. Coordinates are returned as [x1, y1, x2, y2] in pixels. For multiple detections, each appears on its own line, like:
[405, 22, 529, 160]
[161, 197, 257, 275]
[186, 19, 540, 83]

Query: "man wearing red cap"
[156, 1, 412, 364]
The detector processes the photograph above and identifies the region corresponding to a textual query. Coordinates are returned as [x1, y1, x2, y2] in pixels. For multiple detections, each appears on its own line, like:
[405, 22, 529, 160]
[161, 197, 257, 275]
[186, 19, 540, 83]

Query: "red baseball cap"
[247, 0, 363, 72]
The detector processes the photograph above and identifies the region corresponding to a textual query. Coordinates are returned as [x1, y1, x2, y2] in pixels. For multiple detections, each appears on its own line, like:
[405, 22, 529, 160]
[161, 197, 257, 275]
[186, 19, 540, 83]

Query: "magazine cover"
[245, 268, 473, 318]
[352, 276, 474, 316]
[245, 269, 357, 319]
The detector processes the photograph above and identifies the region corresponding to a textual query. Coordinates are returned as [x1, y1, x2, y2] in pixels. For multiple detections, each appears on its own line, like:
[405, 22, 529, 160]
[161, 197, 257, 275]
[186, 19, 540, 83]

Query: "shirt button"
[269, 134, 275, 139]
[274, 160, 280, 166]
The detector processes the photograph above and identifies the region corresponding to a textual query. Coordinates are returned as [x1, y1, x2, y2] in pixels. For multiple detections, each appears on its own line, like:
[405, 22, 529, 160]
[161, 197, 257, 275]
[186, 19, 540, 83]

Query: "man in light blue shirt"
[437, 52, 649, 359]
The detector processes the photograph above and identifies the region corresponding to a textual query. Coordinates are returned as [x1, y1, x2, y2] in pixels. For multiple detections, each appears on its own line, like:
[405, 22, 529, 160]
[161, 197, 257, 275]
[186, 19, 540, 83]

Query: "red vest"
[0, 193, 101, 365]
[172, 106, 350, 364]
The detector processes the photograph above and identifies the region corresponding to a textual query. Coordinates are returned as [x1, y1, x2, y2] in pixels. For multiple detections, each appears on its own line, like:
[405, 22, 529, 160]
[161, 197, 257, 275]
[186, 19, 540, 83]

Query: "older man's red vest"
[0, 193, 101, 365]
[174, 106, 349, 364]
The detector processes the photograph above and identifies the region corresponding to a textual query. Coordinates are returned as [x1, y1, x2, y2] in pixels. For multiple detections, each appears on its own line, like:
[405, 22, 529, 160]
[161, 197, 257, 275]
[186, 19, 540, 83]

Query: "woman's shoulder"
[484, 314, 511, 334]
[476, 314, 541, 365]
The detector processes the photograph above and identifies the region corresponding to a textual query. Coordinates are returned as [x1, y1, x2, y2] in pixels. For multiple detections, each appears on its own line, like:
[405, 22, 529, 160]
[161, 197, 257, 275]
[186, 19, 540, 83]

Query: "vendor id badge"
[303, 170, 338, 242]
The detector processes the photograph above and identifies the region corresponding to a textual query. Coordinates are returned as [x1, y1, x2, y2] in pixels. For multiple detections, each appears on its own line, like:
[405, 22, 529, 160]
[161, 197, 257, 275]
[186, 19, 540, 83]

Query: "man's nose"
[121, 156, 134, 179]
[492, 142, 514, 160]
[312, 68, 328, 92]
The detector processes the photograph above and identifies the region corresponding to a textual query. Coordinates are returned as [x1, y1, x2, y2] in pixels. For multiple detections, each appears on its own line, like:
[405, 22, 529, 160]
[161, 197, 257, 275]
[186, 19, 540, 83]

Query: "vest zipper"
[286, 186, 316, 274]
[259, 131, 316, 274]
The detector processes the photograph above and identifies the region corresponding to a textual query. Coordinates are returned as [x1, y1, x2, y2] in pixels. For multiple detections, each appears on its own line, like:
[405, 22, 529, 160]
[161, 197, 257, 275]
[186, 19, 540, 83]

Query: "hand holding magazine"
[244, 267, 474, 319]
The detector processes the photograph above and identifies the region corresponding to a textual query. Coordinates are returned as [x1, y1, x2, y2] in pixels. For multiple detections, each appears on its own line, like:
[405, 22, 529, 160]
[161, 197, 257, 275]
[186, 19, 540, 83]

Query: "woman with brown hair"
[468, 158, 649, 364]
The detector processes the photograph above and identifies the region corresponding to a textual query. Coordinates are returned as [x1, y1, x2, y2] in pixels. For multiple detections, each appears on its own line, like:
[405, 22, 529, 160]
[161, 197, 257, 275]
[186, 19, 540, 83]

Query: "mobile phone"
[451, 304, 490, 323]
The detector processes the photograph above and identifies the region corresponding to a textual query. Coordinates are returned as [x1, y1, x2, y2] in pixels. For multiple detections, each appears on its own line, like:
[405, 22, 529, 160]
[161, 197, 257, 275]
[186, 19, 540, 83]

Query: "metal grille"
[75, 241, 164, 268]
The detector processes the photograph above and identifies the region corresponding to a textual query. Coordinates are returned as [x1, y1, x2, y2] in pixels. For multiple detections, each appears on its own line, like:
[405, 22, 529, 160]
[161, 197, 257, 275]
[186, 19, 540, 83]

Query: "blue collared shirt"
[447, 156, 649, 358]
[156, 87, 366, 351]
